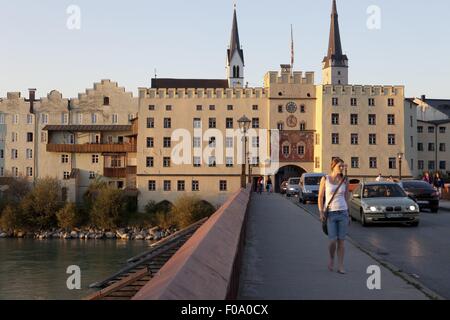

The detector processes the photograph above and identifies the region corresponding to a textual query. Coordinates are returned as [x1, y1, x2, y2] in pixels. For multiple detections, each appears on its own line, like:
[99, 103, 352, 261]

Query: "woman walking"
[266, 177, 273, 194]
[433, 172, 445, 199]
[318, 158, 350, 274]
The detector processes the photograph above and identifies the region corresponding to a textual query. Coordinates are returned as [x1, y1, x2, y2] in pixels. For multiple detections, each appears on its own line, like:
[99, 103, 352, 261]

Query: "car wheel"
[410, 221, 420, 227]
[360, 211, 368, 227]
[431, 207, 439, 213]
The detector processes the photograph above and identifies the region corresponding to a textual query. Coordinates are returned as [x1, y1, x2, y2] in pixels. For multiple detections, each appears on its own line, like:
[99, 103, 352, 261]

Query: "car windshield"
[289, 179, 300, 185]
[304, 177, 322, 185]
[362, 184, 406, 198]
[402, 181, 434, 190]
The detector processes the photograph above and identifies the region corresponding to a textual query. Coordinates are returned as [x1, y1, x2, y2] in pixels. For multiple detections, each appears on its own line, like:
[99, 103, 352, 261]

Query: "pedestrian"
[266, 177, 273, 194]
[433, 172, 445, 199]
[375, 173, 383, 182]
[318, 157, 350, 274]
[423, 172, 433, 185]
[387, 176, 394, 182]
[258, 176, 264, 194]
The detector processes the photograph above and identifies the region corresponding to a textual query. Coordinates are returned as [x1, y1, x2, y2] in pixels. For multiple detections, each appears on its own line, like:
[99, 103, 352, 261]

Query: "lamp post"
[238, 115, 251, 188]
[397, 152, 404, 181]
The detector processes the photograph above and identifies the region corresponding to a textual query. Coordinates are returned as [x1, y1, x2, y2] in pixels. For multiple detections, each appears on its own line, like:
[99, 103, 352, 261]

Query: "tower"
[227, 6, 245, 88]
[322, 0, 348, 85]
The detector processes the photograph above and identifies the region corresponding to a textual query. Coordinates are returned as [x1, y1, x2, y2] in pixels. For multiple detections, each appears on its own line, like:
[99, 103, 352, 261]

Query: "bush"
[170, 196, 215, 229]
[0, 176, 32, 213]
[0, 206, 21, 231]
[56, 203, 81, 230]
[90, 187, 127, 229]
[144, 200, 175, 228]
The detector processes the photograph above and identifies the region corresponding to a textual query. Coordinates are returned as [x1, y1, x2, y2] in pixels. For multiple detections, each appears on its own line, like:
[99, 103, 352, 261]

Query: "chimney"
[421, 94, 426, 101]
[28, 88, 36, 113]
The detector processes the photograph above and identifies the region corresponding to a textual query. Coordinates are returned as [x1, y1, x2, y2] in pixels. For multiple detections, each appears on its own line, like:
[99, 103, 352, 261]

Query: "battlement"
[322, 85, 404, 96]
[138, 87, 266, 100]
[264, 70, 315, 86]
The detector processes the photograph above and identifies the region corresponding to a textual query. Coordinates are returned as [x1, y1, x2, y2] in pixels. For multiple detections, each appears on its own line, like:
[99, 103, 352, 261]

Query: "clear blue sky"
[1, 0, 449, 98]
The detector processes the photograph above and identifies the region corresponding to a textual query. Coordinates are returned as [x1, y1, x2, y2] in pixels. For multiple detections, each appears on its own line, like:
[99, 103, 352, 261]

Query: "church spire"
[227, 5, 245, 87]
[228, 6, 244, 65]
[323, 0, 347, 68]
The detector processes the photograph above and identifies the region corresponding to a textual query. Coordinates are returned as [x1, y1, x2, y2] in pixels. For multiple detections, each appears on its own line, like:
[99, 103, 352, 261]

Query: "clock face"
[286, 102, 297, 113]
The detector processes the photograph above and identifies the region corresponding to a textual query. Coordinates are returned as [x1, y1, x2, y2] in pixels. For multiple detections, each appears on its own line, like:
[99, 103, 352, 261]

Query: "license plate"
[417, 201, 429, 205]
[386, 213, 403, 218]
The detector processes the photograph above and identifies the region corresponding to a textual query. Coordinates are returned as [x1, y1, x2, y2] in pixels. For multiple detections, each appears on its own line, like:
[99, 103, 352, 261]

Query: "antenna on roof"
[154, 68, 157, 79]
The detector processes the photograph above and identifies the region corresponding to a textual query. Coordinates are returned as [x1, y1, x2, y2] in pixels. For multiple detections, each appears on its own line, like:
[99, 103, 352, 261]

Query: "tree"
[0, 176, 32, 212]
[144, 200, 175, 228]
[56, 203, 80, 230]
[90, 187, 127, 229]
[170, 196, 215, 229]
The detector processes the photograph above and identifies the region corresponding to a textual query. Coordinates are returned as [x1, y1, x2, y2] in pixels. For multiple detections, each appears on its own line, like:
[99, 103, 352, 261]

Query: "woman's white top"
[325, 175, 348, 212]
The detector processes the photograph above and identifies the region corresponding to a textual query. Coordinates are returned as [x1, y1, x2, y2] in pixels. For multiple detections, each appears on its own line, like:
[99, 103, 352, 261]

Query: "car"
[286, 177, 301, 197]
[398, 180, 440, 213]
[280, 181, 288, 194]
[299, 173, 326, 204]
[348, 179, 361, 193]
[349, 182, 420, 227]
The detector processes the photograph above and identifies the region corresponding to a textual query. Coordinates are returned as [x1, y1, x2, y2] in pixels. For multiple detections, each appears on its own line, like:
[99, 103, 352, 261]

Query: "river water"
[0, 239, 153, 300]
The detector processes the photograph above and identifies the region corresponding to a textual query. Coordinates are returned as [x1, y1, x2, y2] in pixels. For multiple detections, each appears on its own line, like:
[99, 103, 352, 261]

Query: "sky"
[0, 0, 449, 99]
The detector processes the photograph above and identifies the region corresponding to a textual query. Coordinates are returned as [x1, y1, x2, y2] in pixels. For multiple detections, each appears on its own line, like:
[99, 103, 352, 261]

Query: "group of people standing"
[256, 176, 272, 194]
[423, 171, 446, 198]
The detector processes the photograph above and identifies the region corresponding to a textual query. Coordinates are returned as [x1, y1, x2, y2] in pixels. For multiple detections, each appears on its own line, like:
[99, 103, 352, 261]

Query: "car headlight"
[408, 205, 419, 212]
[364, 206, 381, 213]
[370, 206, 378, 212]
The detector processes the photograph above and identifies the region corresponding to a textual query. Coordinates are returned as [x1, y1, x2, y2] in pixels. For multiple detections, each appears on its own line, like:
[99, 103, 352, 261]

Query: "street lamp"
[397, 152, 404, 181]
[238, 115, 251, 188]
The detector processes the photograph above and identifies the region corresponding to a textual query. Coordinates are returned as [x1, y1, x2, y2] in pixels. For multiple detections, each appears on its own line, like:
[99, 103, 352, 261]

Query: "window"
[410, 136, 414, 148]
[440, 143, 446, 152]
[103, 97, 110, 105]
[193, 137, 201, 148]
[300, 105, 306, 113]
[0, 114, 4, 124]
[11, 149, 18, 159]
[166, 105, 172, 111]
[368, 98, 375, 106]
[369, 134, 377, 145]
[27, 114, 33, 124]
[146, 137, 154, 148]
[331, 114, 339, 125]
[351, 157, 359, 169]
[41, 132, 47, 143]
[277, 122, 284, 131]
[69, 134, 75, 144]
[226, 118, 234, 129]
[387, 114, 395, 125]
[411, 159, 414, 171]
[332, 133, 339, 145]
[26, 167, 33, 177]
[208, 156, 216, 167]
[147, 117, 155, 128]
[299, 122, 306, 131]
[428, 143, 435, 152]
[440, 127, 446, 134]
[209, 105, 215, 111]
[226, 157, 233, 167]
[368, 114, 376, 125]
[0, 167, 4, 177]
[209, 137, 216, 148]
[428, 161, 435, 171]
[164, 118, 171, 128]
[332, 98, 339, 106]
[410, 116, 413, 128]
[11, 132, 18, 142]
[12, 167, 18, 177]
[351, 134, 359, 145]
[61, 154, 69, 163]
[163, 157, 171, 167]
[351, 98, 357, 106]
[418, 143, 424, 151]
[418, 160, 424, 170]
[209, 118, 216, 128]
[112, 114, 118, 124]
[369, 157, 377, 169]
[389, 158, 397, 169]
[41, 113, 48, 124]
[61, 113, 69, 124]
[227, 105, 233, 111]
[0, 149, 3, 159]
[428, 126, 435, 133]
[196, 105, 203, 111]
[315, 157, 320, 169]
[282, 146, 290, 156]
[89, 171, 96, 179]
[350, 114, 358, 125]
[92, 155, 99, 164]
[440, 161, 446, 170]
[388, 134, 396, 145]
[26, 149, 33, 159]
[148, 180, 156, 191]
[77, 113, 83, 124]
[177, 180, 185, 191]
[388, 98, 395, 107]
[252, 136, 260, 148]
[251, 157, 260, 166]
[278, 105, 283, 113]
[226, 137, 233, 148]
[63, 172, 71, 180]
[219, 180, 227, 191]
[149, 105, 155, 111]
[252, 118, 259, 128]
[193, 118, 201, 128]
[297, 145, 305, 155]
[417, 126, 423, 133]
[315, 134, 320, 145]
[252, 105, 258, 111]
[13, 114, 19, 125]
[163, 180, 171, 191]
[192, 180, 199, 191]
[163, 137, 171, 148]
[27, 132, 33, 142]
[146, 157, 154, 168]
[193, 156, 201, 167]
[91, 113, 97, 124]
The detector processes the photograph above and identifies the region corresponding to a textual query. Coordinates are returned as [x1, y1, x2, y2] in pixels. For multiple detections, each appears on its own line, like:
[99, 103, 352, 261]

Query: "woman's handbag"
[322, 176, 346, 236]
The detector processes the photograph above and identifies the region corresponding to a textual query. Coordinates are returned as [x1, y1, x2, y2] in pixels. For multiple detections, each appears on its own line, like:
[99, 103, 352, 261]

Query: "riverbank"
[0, 227, 176, 241]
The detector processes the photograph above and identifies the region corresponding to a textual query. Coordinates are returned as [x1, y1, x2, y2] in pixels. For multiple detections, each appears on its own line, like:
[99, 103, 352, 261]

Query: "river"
[0, 238, 153, 300]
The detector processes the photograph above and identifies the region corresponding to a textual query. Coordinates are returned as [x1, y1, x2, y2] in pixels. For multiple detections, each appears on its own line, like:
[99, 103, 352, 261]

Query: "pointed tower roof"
[228, 7, 245, 65]
[323, 0, 348, 68]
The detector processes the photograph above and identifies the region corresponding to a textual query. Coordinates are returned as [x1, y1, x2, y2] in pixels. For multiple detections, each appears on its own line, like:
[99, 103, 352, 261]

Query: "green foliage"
[144, 200, 175, 228]
[90, 187, 128, 229]
[0, 206, 23, 231]
[0, 177, 31, 213]
[170, 196, 215, 229]
[56, 203, 82, 230]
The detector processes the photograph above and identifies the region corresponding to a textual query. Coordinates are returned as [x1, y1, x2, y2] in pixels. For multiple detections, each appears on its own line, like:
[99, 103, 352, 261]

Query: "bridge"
[86, 186, 444, 300]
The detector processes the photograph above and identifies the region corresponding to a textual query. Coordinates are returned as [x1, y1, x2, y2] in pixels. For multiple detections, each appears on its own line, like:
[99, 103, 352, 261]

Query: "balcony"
[46, 143, 137, 153]
[103, 167, 127, 178]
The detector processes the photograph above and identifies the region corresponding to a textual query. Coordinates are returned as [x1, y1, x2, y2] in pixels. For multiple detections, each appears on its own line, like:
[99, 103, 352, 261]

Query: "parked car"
[286, 177, 301, 197]
[299, 173, 326, 204]
[280, 181, 288, 194]
[348, 179, 361, 193]
[398, 180, 440, 213]
[349, 182, 420, 227]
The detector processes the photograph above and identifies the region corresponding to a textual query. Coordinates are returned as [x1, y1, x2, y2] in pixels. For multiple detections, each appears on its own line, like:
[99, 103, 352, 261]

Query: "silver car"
[286, 177, 300, 197]
[299, 173, 325, 204]
[349, 182, 420, 227]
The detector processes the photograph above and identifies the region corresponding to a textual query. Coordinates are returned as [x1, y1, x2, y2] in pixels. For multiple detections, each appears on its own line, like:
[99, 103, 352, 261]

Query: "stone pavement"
[439, 200, 450, 212]
[238, 193, 430, 300]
